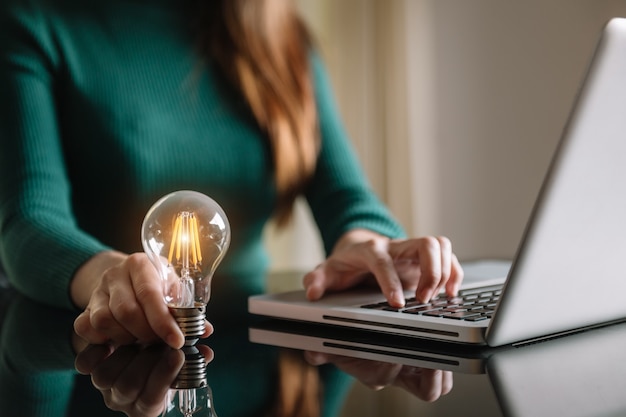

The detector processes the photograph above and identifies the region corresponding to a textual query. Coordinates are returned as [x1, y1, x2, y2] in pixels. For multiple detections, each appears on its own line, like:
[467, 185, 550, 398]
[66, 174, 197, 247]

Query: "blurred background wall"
[265, 0, 626, 271]
[264, 0, 626, 415]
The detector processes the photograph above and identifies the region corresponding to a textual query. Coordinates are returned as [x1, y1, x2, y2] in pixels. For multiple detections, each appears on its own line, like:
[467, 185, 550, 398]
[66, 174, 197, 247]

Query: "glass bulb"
[142, 190, 231, 345]
[163, 384, 217, 417]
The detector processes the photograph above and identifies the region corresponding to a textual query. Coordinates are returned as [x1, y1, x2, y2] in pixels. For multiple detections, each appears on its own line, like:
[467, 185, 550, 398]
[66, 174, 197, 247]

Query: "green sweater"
[0, 0, 404, 313]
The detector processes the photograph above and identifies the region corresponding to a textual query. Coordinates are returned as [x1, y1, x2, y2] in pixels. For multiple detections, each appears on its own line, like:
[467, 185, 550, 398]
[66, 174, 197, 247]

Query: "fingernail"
[390, 290, 405, 307]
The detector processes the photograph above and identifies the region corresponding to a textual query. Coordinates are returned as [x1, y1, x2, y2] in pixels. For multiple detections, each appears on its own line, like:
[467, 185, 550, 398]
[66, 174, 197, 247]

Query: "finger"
[75, 344, 115, 375]
[441, 370, 454, 396]
[111, 254, 167, 343]
[360, 239, 405, 307]
[413, 368, 446, 402]
[80, 283, 138, 346]
[422, 369, 447, 402]
[436, 236, 452, 293]
[88, 292, 137, 345]
[101, 390, 124, 413]
[358, 361, 402, 390]
[90, 346, 139, 390]
[104, 259, 163, 345]
[197, 344, 215, 364]
[389, 238, 443, 303]
[414, 237, 443, 303]
[201, 320, 214, 339]
[113, 346, 170, 406]
[393, 258, 421, 287]
[74, 310, 111, 346]
[126, 254, 184, 349]
[445, 254, 464, 297]
[314, 352, 403, 390]
[303, 266, 327, 301]
[134, 348, 185, 416]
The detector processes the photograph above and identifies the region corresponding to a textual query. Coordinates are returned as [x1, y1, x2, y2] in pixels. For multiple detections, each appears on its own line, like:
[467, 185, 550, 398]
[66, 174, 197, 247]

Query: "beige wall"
[267, 0, 626, 272]
[268, 0, 626, 415]
[417, 1, 626, 261]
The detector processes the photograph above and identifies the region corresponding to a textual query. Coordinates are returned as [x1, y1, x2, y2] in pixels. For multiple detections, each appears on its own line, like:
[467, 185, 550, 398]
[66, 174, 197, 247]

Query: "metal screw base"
[170, 305, 206, 346]
[171, 346, 208, 389]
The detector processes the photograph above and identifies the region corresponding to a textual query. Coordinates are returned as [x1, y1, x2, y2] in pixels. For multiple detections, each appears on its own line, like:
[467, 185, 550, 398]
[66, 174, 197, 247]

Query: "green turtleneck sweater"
[0, 0, 404, 314]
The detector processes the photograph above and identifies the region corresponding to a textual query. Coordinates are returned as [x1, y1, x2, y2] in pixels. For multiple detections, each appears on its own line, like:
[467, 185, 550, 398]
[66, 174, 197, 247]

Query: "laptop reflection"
[250, 318, 626, 416]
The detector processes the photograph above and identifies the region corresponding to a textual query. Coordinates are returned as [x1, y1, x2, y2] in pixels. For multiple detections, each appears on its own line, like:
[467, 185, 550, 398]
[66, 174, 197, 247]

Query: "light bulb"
[162, 346, 218, 417]
[142, 190, 231, 346]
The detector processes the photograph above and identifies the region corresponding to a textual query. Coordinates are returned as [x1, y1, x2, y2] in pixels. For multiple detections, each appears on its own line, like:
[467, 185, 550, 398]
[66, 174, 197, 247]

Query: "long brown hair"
[268, 349, 321, 417]
[195, 0, 319, 226]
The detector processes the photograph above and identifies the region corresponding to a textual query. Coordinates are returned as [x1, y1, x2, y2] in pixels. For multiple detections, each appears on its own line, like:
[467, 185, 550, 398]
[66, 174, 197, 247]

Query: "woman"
[0, 0, 462, 415]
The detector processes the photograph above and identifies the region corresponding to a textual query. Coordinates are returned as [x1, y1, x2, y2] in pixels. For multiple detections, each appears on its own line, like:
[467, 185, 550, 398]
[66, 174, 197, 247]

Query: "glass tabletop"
[2, 289, 626, 417]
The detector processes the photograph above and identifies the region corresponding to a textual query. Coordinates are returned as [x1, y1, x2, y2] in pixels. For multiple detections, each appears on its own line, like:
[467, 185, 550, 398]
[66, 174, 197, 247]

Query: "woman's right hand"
[75, 343, 214, 417]
[72, 251, 212, 349]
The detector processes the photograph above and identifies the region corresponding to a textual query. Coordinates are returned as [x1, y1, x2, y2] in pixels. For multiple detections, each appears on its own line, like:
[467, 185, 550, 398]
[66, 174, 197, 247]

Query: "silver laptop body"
[249, 18, 626, 347]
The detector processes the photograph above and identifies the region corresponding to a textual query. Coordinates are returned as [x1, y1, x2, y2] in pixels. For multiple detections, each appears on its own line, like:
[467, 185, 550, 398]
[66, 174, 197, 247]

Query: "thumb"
[303, 267, 327, 301]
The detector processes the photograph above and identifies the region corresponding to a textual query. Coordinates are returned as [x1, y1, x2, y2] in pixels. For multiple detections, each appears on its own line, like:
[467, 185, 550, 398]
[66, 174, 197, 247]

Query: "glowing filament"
[167, 211, 203, 274]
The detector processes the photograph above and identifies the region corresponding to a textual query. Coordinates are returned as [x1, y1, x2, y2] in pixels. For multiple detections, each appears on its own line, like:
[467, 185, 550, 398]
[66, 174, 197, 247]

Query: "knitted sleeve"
[0, 1, 109, 310]
[0, 293, 77, 416]
[306, 54, 406, 255]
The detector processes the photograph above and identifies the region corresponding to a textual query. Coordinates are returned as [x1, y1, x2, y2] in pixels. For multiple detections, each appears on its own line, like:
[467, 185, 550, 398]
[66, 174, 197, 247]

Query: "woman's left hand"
[304, 351, 453, 402]
[303, 229, 464, 308]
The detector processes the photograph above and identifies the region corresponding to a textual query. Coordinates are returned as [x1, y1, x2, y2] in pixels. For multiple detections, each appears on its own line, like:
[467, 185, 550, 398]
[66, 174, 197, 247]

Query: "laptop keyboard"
[360, 284, 503, 322]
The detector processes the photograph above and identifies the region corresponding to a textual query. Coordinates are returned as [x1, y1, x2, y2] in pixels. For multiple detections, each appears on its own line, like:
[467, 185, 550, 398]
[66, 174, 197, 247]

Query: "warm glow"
[167, 211, 203, 272]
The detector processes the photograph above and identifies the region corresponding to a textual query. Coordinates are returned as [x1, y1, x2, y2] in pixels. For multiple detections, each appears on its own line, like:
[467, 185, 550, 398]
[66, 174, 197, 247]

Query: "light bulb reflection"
[162, 346, 217, 417]
[163, 386, 217, 417]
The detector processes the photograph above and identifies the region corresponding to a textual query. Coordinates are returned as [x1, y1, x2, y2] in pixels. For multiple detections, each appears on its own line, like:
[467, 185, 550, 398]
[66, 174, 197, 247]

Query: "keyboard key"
[360, 283, 502, 323]
[403, 306, 442, 314]
[459, 285, 503, 296]
[361, 302, 388, 309]
[442, 311, 483, 320]
[423, 311, 446, 317]
[404, 300, 429, 308]
[441, 307, 468, 313]
[465, 316, 489, 322]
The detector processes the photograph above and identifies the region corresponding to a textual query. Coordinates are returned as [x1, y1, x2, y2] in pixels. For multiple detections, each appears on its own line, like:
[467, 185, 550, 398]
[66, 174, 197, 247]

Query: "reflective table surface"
[2, 286, 626, 417]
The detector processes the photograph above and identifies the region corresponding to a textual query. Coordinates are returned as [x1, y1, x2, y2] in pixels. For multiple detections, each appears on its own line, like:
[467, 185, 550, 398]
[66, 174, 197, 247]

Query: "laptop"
[249, 319, 626, 416]
[249, 17, 626, 347]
